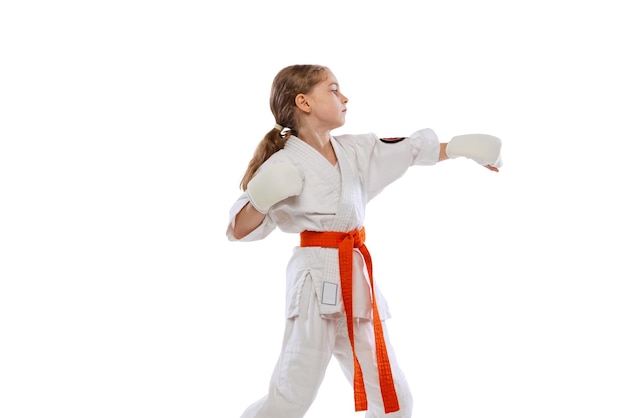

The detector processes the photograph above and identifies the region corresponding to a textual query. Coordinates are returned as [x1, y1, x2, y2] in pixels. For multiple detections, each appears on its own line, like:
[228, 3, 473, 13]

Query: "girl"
[226, 64, 502, 418]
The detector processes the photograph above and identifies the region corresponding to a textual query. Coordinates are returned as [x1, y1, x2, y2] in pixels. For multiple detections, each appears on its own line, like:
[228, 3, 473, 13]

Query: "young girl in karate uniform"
[226, 64, 502, 418]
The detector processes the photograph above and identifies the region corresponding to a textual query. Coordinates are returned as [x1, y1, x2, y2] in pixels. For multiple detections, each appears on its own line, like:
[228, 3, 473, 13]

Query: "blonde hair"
[240, 64, 329, 190]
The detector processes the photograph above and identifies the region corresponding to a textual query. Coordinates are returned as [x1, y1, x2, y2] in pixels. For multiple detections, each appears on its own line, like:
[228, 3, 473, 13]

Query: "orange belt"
[300, 227, 400, 413]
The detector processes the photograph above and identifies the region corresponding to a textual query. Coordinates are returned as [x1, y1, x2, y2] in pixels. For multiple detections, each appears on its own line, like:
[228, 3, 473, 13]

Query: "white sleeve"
[364, 128, 440, 200]
[406, 128, 440, 166]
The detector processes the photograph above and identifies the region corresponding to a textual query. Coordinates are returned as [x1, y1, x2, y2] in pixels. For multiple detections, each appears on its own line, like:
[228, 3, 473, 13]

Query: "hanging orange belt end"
[300, 227, 400, 413]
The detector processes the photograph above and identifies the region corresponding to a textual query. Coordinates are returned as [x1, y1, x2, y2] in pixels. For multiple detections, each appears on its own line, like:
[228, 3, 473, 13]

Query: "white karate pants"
[241, 278, 413, 417]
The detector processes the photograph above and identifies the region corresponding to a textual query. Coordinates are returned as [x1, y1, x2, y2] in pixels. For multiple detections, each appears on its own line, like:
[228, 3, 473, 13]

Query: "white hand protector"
[446, 134, 503, 167]
[246, 162, 304, 214]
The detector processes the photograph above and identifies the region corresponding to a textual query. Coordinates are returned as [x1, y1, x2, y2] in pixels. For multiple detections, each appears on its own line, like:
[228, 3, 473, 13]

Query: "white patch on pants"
[321, 281, 338, 305]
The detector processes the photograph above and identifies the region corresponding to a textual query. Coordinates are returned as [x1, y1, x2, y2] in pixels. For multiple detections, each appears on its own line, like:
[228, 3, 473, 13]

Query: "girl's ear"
[295, 93, 311, 113]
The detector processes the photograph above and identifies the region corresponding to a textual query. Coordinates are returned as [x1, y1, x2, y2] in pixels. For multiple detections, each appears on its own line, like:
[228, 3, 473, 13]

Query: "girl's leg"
[333, 318, 413, 418]
[241, 277, 336, 418]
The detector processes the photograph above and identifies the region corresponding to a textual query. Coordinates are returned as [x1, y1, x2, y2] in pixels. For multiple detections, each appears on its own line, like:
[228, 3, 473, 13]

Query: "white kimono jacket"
[226, 129, 440, 320]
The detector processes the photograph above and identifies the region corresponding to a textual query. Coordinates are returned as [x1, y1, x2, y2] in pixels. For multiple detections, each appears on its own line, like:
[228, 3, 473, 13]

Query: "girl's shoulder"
[332, 132, 377, 143]
[332, 132, 378, 155]
[332, 132, 377, 149]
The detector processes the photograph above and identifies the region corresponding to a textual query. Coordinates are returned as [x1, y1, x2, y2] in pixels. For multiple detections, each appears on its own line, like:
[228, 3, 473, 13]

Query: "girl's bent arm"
[232, 202, 265, 240]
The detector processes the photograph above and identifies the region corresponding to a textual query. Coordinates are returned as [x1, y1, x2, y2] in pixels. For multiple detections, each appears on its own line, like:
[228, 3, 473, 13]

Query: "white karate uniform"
[226, 129, 440, 417]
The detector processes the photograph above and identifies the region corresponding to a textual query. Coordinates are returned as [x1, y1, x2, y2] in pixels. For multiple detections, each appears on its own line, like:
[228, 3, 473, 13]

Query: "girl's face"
[306, 70, 349, 130]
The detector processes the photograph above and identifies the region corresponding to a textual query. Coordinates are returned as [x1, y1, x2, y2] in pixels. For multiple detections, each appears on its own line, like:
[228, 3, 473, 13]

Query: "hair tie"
[274, 123, 284, 132]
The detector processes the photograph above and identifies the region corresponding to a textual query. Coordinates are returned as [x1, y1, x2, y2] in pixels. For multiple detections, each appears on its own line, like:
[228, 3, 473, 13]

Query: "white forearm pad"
[246, 162, 304, 214]
[446, 134, 502, 167]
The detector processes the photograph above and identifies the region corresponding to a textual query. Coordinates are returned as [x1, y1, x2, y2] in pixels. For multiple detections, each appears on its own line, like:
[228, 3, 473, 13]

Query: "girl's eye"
[332, 90, 338, 94]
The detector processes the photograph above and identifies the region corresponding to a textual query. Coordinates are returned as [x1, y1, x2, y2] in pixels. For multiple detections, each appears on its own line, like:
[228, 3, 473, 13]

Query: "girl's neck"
[298, 130, 336, 165]
[298, 128, 330, 150]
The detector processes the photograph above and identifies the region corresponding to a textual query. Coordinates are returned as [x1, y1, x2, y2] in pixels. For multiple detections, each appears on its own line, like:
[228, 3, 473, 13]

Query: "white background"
[1, 1, 625, 417]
